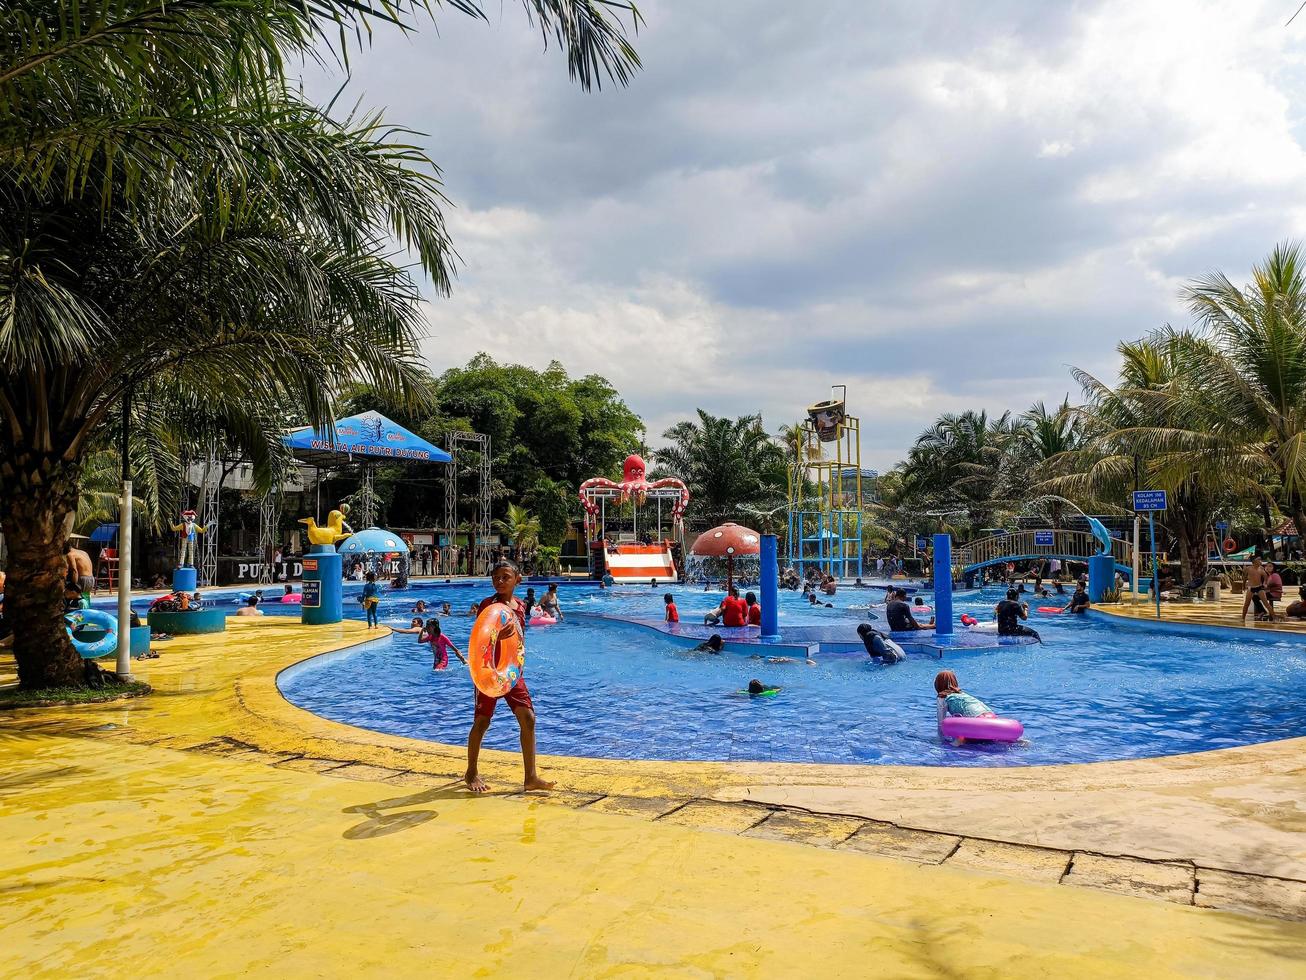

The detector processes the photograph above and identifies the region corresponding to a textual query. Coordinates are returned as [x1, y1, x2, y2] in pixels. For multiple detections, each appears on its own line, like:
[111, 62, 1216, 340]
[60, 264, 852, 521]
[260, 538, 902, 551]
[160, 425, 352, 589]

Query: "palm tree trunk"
[1, 460, 85, 688]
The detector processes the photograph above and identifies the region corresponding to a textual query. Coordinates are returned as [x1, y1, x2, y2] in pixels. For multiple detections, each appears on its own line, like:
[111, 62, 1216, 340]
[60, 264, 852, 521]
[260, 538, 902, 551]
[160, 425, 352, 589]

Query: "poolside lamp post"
[115, 389, 134, 680]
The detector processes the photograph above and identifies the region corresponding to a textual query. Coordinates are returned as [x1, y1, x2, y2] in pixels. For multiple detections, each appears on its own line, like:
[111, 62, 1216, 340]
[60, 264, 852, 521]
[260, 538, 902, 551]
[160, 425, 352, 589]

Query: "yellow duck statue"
[300, 503, 354, 548]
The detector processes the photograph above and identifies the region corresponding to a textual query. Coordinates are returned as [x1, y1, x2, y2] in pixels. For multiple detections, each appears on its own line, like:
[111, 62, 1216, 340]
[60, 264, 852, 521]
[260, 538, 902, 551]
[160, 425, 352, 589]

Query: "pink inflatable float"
[940, 715, 1024, 742]
[528, 615, 557, 627]
[281, 593, 302, 604]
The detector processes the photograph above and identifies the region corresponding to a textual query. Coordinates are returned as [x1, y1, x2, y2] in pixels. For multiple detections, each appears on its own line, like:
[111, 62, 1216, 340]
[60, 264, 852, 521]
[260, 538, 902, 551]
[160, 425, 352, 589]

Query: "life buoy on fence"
[1222, 536, 1237, 553]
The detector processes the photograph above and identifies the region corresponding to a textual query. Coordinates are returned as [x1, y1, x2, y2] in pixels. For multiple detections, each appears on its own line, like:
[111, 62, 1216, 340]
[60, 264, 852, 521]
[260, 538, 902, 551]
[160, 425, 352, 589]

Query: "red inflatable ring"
[1222, 536, 1237, 552]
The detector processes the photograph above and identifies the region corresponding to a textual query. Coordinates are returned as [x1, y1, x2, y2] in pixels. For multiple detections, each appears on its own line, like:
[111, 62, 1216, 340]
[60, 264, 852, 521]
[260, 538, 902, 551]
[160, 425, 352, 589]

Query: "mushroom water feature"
[690, 522, 761, 592]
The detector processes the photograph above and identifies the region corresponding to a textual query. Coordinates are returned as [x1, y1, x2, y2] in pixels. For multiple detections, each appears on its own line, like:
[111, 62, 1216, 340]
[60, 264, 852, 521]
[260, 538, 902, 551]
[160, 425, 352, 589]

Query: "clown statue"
[170, 509, 211, 567]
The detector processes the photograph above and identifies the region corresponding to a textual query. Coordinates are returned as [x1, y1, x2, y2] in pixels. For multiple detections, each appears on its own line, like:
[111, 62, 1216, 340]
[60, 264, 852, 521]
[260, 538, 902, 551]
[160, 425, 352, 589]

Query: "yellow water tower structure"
[785, 385, 864, 578]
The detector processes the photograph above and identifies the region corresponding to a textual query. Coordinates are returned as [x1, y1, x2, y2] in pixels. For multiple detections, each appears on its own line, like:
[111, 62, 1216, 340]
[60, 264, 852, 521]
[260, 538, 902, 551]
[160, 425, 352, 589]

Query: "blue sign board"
[915, 536, 929, 550]
[1132, 490, 1168, 511]
[302, 579, 321, 608]
[1034, 530, 1054, 546]
[1215, 521, 1229, 532]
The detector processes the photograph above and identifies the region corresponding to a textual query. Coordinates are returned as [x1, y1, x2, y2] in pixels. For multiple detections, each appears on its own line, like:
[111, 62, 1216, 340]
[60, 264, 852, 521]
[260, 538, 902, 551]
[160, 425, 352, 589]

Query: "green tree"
[427, 356, 644, 515]
[492, 503, 541, 560]
[1181, 242, 1306, 538]
[652, 410, 786, 527]
[0, 0, 641, 688]
[1009, 398, 1081, 528]
[523, 476, 574, 547]
[1045, 332, 1262, 581]
[900, 410, 1017, 536]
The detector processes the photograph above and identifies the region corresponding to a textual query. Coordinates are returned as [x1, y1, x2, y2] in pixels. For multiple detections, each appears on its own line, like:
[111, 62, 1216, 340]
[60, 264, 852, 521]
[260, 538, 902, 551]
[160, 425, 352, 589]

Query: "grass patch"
[0, 680, 152, 709]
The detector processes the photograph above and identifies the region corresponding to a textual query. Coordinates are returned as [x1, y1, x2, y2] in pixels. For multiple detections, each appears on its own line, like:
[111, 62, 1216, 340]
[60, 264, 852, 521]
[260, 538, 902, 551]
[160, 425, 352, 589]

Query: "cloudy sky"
[303, 0, 1306, 470]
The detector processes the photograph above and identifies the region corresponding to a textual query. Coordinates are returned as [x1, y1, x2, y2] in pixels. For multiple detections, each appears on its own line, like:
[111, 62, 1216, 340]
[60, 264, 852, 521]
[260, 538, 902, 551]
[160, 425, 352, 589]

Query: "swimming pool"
[275, 582, 1306, 767]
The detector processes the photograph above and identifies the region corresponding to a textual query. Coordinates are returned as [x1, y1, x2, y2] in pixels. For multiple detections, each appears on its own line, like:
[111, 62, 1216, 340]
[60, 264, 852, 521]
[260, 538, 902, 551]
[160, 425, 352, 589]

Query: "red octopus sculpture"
[578, 454, 690, 541]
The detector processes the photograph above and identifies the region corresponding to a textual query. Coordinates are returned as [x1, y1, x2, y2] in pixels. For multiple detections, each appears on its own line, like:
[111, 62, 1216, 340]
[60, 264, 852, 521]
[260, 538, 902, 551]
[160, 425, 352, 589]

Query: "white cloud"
[305, 0, 1306, 470]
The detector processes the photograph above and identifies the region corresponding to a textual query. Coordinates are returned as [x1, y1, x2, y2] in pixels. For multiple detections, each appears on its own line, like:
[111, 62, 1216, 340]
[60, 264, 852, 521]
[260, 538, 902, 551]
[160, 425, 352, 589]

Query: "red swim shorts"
[474, 678, 534, 719]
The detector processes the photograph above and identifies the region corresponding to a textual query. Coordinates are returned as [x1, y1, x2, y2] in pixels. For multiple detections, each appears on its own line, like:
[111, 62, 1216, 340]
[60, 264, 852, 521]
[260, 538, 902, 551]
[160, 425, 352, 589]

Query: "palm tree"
[1182, 242, 1306, 538]
[0, 0, 642, 688]
[1045, 332, 1264, 581]
[1009, 398, 1081, 527]
[652, 410, 786, 526]
[493, 503, 542, 560]
[900, 410, 1017, 536]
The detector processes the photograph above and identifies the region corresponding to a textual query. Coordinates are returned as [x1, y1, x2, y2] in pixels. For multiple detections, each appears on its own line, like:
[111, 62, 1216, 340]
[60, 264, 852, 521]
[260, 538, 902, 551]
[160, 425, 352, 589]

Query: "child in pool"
[664, 593, 679, 623]
[441, 602, 452, 617]
[361, 572, 380, 629]
[747, 679, 780, 696]
[422, 618, 466, 671]
[413, 600, 427, 614]
[934, 670, 996, 730]
[394, 616, 424, 634]
[694, 634, 724, 653]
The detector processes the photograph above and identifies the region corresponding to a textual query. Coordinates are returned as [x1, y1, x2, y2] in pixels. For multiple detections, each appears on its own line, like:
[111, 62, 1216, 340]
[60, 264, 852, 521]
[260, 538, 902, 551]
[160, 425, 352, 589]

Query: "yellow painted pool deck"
[2, 619, 1306, 977]
[1104, 588, 1306, 635]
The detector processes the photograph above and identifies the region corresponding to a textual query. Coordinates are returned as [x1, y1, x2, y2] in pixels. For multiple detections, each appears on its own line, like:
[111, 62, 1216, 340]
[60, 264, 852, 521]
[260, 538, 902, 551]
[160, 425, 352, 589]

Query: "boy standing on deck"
[464, 559, 555, 794]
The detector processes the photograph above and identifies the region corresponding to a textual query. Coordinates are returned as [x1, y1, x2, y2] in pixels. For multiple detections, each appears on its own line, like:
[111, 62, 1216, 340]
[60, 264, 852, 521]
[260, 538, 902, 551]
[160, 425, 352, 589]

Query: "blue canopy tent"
[283, 410, 451, 467]
[283, 411, 451, 528]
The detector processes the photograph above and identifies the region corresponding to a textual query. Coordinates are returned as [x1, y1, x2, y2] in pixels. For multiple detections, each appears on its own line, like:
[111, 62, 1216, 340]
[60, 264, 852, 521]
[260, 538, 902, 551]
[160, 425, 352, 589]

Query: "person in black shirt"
[995, 589, 1040, 641]
[1068, 584, 1090, 614]
[885, 588, 932, 631]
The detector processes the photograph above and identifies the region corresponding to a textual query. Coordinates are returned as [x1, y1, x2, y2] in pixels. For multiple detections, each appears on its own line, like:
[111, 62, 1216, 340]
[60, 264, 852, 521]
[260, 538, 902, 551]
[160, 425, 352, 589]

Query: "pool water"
[275, 582, 1306, 767]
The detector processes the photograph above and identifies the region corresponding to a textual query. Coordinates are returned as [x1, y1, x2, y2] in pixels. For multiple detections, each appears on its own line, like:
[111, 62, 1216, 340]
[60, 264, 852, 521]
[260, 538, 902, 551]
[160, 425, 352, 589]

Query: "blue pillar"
[301, 544, 343, 625]
[760, 534, 780, 641]
[932, 533, 953, 635]
[1088, 553, 1115, 603]
[171, 566, 197, 593]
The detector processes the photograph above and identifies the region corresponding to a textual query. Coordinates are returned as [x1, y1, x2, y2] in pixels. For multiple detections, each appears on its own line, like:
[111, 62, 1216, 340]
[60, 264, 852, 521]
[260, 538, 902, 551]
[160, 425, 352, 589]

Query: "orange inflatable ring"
[1222, 536, 1237, 553]
[468, 602, 525, 697]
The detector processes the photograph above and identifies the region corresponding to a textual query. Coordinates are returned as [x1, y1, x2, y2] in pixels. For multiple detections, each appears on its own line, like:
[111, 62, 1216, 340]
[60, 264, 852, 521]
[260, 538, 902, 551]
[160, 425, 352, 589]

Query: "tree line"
[887, 243, 1306, 585]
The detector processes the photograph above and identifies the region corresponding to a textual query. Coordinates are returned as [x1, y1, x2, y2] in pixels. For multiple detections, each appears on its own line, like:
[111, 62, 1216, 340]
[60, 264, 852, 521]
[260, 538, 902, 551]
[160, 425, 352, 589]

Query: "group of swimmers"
[701, 587, 761, 627]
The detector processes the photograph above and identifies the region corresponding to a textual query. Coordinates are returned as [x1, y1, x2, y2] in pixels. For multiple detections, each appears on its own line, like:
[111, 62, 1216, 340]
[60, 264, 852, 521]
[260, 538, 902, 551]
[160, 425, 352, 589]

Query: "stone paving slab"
[274, 756, 353, 773]
[945, 839, 1072, 881]
[742, 810, 865, 847]
[505, 790, 605, 808]
[658, 800, 771, 834]
[840, 822, 962, 864]
[584, 795, 688, 820]
[1196, 869, 1306, 920]
[322, 763, 411, 782]
[1066, 853, 1195, 903]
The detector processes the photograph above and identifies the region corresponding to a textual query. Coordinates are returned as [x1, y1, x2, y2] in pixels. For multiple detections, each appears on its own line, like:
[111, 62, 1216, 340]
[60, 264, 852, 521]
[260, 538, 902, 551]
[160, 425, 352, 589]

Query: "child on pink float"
[934, 670, 995, 730]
